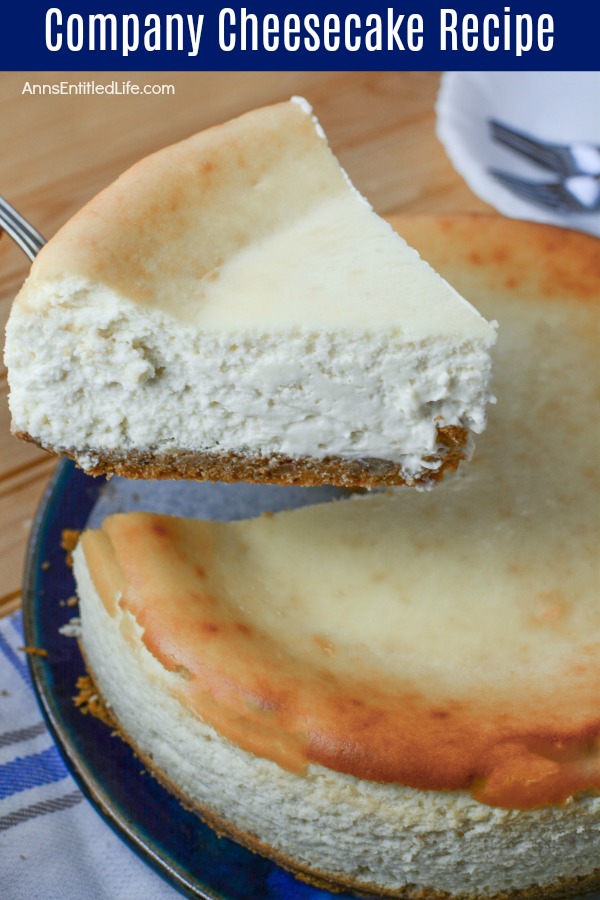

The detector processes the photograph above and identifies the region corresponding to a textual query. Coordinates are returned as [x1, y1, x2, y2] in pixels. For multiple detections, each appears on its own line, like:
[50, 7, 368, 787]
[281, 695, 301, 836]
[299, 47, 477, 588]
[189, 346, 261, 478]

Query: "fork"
[488, 169, 600, 214]
[489, 120, 600, 178]
[488, 120, 600, 214]
[0, 196, 46, 260]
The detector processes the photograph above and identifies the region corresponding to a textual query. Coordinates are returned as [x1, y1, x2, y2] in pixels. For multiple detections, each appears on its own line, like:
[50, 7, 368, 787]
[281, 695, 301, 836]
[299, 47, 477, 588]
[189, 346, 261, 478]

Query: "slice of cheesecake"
[72, 215, 600, 899]
[4, 99, 496, 487]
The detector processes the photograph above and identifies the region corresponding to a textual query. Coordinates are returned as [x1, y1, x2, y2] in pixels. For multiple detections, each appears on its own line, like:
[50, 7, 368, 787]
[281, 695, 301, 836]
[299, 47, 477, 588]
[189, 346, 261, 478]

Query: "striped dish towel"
[0, 611, 178, 899]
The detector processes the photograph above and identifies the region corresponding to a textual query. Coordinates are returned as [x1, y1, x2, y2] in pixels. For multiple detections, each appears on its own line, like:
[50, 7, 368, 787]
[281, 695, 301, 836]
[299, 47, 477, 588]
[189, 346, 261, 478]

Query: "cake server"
[0, 195, 46, 260]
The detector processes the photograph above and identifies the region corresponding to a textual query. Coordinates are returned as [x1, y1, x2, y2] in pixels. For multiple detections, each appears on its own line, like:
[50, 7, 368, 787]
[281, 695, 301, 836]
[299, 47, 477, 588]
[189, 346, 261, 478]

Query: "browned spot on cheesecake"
[203, 269, 220, 282]
[150, 522, 170, 538]
[531, 591, 570, 627]
[313, 635, 335, 656]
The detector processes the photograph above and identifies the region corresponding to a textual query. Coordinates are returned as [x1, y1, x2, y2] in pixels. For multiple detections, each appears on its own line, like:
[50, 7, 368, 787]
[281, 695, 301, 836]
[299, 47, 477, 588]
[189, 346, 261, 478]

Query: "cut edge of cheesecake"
[5, 98, 496, 487]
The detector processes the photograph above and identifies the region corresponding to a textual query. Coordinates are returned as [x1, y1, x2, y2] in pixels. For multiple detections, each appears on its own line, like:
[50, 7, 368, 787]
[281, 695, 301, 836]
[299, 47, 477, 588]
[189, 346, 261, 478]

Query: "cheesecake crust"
[15, 424, 469, 488]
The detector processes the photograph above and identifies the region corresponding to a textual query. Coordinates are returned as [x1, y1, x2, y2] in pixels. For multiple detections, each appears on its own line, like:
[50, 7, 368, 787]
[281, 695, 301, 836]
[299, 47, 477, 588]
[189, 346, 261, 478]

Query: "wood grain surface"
[0, 71, 490, 616]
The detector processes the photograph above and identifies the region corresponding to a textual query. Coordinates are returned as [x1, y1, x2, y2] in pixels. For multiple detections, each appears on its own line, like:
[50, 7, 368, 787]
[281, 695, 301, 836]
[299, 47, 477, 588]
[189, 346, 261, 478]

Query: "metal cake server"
[0, 196, 46, 259]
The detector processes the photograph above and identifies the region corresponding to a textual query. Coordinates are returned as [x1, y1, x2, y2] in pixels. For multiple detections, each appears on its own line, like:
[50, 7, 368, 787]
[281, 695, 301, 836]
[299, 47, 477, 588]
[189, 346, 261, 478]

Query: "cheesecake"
[72, 215, 600, 898]
[4, 99, 496, 488]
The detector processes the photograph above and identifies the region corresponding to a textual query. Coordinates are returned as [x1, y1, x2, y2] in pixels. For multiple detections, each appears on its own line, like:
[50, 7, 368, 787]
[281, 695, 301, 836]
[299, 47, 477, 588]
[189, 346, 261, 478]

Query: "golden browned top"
[13, 104, 492, 336]
[18, 101, 339, 311]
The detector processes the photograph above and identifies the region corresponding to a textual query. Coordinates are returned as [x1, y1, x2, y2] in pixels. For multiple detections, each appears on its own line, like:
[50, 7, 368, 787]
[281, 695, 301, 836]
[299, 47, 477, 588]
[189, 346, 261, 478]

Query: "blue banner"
[1, 1, 597, 70]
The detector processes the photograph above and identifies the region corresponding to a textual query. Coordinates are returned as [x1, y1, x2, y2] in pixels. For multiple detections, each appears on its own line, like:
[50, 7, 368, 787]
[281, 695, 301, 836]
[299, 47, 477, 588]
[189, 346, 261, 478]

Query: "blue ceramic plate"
[22, 460, 355, 900]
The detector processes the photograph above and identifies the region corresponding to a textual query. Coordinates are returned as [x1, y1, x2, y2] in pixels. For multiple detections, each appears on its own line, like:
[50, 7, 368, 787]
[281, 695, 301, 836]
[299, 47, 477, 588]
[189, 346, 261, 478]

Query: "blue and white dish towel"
[0, 611, 178, 899]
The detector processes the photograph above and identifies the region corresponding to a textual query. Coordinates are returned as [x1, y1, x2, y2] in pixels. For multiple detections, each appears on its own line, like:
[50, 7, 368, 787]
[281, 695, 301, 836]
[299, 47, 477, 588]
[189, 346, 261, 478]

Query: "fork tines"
[488, 169, 572, 213]
[489, 119, 573, 176]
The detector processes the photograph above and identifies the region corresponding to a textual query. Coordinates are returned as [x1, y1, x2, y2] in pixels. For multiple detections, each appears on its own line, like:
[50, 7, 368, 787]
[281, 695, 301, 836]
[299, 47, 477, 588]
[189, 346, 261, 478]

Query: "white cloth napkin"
[0, 611, 179, 899]
[436, 72, 600, 237]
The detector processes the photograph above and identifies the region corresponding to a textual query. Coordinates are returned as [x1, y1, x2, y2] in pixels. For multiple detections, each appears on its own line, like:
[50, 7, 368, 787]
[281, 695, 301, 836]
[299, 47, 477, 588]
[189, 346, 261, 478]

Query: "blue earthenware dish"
[21, 459, 354, 900]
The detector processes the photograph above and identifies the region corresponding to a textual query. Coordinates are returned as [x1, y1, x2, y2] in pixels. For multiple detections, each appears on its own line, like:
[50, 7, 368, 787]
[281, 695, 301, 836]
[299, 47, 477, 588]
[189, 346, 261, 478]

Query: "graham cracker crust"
[16, 424, 468, 488]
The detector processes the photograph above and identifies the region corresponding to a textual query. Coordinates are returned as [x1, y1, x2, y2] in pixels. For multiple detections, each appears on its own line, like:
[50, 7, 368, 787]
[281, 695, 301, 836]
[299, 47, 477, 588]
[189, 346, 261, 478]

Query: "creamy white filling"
[6, 279, 494, 477]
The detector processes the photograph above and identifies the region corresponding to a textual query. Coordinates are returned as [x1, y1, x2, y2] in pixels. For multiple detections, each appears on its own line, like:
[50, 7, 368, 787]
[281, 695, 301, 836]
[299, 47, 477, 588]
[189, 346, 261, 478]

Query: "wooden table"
[0, 71, 491, 616]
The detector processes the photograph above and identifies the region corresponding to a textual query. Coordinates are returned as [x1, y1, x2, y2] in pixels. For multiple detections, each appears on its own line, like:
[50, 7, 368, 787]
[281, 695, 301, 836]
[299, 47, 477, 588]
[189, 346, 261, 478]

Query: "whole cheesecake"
[4, 99, 495, 488]
[73, 215, 600, 898]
